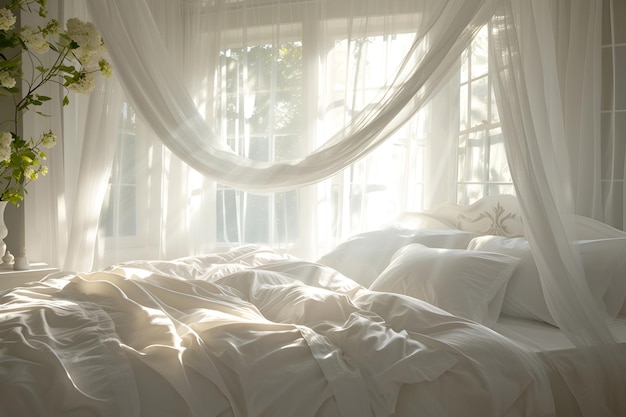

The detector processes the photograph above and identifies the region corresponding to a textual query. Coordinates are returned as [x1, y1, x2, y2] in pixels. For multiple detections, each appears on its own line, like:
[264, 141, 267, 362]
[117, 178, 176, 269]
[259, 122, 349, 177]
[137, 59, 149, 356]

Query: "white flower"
[0, 145, 10, 162]
[99, 59, 113, 78]
[0, 70, 16, 89]
[73, 47, 104, 70]
[20, 26, 50, 53]
[41, 130, 57, 148]
[0, 7, 16, 31]
[67, 72, 96, 94]
[66, 18, 102, 50]
[39, 165, 48, 176]
[24, 166, 38, 181]
[0, 132, 11, 162]
[0, 131, 12, 147]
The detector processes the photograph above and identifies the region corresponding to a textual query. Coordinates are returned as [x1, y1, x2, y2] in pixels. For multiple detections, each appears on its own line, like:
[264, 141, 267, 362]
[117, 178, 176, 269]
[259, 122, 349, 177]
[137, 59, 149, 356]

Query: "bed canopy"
[52, 0, 624, 414]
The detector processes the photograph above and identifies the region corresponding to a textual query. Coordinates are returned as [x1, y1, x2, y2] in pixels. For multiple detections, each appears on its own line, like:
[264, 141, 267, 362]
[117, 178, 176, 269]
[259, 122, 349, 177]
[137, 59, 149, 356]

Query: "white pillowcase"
[468, 236, 626, 325]
[317, 228, 478, 288]
[370, 244, 520, 325]
[411, 228, 479, 249]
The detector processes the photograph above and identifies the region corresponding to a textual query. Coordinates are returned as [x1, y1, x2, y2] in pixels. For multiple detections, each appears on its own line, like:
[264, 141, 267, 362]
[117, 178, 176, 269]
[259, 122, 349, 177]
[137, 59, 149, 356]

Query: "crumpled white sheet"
[0, 246, 554, 417]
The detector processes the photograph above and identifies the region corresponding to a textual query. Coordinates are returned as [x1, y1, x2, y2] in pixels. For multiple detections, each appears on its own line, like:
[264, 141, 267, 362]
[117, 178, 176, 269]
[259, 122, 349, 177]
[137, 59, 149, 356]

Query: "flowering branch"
[0, 0, 112, 205]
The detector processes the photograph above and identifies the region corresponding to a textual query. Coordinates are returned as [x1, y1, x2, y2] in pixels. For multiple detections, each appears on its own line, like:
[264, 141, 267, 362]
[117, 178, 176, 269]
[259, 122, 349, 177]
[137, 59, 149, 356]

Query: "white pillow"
[317, 228, 417, 287]
[369, 244, 520, 325]
[411, 228, 478, 250]
[468, 236, 626, 324]
[317, 228, 478, 288]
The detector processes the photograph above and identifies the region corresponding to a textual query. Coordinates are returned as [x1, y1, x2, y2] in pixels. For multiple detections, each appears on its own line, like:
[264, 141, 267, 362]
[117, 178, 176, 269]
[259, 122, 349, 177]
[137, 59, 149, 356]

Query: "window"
[323, 35, 427, 237]
[215, 43, 303, 245]
[100, 18, 511, 260]
[214, 30, 427, 247]
[101, 103, 138, 238]
[457, 25, 513, 205]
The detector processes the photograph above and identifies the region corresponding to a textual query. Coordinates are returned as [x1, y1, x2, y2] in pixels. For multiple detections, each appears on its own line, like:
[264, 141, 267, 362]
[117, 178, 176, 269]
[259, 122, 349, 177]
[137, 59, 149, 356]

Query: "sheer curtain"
[22, 0, 123, 272]
[86, 0, 495, 191]
[490, 0, 626, 414]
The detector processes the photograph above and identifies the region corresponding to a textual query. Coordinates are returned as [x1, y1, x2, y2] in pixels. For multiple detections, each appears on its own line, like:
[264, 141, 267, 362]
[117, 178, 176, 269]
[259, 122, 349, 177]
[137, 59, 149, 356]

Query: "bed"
[1, 195, 625, 416]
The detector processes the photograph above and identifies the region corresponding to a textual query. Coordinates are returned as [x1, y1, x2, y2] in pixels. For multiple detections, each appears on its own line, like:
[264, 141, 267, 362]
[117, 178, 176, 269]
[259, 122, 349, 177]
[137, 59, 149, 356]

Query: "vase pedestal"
[0, 201, 8, 263]
[13, 253, 29, 270]
[0, 201, 30, 271]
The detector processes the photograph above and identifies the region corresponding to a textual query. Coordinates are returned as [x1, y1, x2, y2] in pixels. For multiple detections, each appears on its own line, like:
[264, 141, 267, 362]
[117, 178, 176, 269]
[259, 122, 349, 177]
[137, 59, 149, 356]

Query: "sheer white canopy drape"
[86, 0, 495, 192]
[490, 0, 626, 414]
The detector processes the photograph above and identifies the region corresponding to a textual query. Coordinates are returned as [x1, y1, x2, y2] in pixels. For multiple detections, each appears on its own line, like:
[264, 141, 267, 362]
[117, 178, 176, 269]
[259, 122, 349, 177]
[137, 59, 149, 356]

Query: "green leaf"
[62, 96, 70, 106]
[0, 59, 20, 70]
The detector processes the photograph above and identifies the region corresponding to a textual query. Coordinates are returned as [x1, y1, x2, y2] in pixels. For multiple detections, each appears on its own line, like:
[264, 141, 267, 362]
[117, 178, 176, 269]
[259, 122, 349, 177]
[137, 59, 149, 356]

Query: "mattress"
[496, 315, 626, 353]
[495, 315, 626, 417]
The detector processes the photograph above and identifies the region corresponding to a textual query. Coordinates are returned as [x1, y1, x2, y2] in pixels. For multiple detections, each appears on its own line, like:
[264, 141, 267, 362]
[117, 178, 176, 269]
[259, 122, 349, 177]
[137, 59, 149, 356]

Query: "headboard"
[393, 195, 524, 237]
[393, 194, 626, 240]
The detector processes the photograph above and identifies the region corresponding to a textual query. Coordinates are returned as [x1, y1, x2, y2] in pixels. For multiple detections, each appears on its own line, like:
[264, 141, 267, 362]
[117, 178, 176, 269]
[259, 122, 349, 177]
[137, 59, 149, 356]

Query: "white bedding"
[494, 316, 626, 417]
[0, 246, 554, 417]
[496, 315, 626, 353]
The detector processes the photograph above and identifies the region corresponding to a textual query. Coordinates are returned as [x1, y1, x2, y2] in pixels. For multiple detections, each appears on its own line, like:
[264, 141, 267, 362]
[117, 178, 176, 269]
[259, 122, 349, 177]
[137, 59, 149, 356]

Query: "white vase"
[0, 200, 8, 261]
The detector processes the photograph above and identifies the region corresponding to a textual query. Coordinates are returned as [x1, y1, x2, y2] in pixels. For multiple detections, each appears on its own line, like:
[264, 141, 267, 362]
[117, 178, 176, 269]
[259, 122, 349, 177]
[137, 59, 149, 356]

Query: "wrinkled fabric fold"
[0, 248, 554, 416]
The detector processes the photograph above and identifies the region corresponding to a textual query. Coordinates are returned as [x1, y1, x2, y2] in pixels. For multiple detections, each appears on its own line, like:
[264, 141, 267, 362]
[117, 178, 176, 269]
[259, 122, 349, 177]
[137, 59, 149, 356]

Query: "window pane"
[470, 75, 488, 127]
[244, 194, 270, 243]
[275, 190, 298, 242]
[488, 183, 516, 196]
[457, 184, 485, 206]
[490, 87, 499, 124]
[249, 136, 269, 161]
[216, 189, 240, 243]
[275, 134, 300, 161]
[458, 132, 485, 182]
[487, 129, 512, 183]
[471, 26, 489, 77]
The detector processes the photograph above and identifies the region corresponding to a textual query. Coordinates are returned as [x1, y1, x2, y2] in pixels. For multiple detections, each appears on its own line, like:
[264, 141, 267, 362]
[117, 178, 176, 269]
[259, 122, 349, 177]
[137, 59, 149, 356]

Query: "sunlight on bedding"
[0, 245, 555, 417]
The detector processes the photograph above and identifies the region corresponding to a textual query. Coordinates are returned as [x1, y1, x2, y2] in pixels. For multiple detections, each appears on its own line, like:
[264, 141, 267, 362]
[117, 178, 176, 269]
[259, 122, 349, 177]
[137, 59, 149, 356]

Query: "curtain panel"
[490, 0, 626, 413]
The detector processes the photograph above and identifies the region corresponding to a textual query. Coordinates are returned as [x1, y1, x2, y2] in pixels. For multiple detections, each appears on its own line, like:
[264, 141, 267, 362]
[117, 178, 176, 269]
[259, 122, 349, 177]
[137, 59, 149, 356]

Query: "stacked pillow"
[468, 235, 626, 324]
[320, 226, 626, 326]
[317, 228, 478, 288]
[370, 243, 520, 325]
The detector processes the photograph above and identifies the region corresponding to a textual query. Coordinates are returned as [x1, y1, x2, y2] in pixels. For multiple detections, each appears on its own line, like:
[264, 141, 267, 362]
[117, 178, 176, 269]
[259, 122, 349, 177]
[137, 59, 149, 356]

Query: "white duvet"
[0, 246, 553, 417]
